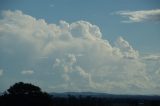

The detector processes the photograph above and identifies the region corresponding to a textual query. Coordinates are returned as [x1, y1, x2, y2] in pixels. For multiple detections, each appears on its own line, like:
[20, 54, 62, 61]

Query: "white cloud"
[143, 54, 160, 61]
[0, 69, 4, 76]
[116, 9, 160, 23]
[0, 10, 159, 94]
[115, 36, 139, 59]
[21, 70, 34, 75]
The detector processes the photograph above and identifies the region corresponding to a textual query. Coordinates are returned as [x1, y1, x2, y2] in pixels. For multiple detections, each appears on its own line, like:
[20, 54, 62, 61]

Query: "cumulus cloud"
[52, 54, 93, 91]
[115, 37, 139, 59]
[21, 70, 34, 75]
[0, 69, 4, 76]
[0, 10, 159, 94]
[116, 9, 160, 23]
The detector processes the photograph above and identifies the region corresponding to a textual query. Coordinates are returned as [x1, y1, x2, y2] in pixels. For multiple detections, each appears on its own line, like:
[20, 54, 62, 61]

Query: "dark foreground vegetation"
[0, 82, 53, 106]
[51, 93, 160, 106]
[0, 82, 160, 106]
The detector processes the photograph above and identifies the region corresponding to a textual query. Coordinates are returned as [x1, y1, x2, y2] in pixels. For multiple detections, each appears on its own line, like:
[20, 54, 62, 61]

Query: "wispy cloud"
[21, 70, 34, 75]
[0, 69, 3, 76]
[142, 54, 160, 61]
[116, 9, 160, 23]
[50, 4, 54, 8]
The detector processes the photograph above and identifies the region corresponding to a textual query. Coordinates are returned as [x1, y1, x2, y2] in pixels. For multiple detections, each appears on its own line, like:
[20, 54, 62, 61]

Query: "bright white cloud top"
[117, 9, 160, 23]
[0, 10, 160, 94]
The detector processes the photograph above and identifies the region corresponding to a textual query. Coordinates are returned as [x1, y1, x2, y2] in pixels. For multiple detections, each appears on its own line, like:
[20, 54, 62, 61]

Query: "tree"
[0, 82, 53, 106]
[7, 82, 41, 95]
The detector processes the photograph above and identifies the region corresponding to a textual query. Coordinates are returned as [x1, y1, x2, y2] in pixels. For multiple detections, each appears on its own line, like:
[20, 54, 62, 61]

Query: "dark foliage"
[51, 95, 160, 106]
[7, 82, 41, 95]
[0, 82, 53, 106]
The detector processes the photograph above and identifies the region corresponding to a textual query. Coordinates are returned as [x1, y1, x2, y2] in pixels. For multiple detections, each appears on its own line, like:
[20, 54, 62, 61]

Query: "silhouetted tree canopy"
[0, 82, 53, 106]
[7, 82, 41, 95]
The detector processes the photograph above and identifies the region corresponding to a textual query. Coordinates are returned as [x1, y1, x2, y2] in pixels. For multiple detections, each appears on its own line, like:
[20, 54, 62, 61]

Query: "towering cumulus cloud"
[0, 10, 159, 94]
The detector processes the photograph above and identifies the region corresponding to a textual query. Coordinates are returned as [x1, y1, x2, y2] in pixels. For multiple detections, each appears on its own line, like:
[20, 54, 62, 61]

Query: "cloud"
[155, 68, 160, 76]
[142, 54, 160, 61]
[0, 69, 4, 76]
[0, 10, 159, 94]
[115, 37, 139, 59]
[116, 9, 160, 23]
[21, 70, 34, 75]
[50, 4, 54, 8]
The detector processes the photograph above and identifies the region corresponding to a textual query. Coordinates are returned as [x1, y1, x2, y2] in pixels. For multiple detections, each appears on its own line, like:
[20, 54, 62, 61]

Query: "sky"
[0, 0, 160, 95]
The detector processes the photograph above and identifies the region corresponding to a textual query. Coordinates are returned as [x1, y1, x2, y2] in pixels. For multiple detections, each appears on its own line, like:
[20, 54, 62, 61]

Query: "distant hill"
[49, 92, 160, 106]
[50, 92, 160, 101]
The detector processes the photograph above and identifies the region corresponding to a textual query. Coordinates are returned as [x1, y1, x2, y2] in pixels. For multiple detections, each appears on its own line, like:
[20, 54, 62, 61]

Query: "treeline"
[0, 82, 160, 106]
[51, 95, 160, 106]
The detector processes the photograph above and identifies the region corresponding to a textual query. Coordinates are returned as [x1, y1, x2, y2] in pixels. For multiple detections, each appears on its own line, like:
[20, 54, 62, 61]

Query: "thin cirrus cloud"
[116, 9, 160, 23]
[0, 10, 160, 94]
[21, 70, 34, 75]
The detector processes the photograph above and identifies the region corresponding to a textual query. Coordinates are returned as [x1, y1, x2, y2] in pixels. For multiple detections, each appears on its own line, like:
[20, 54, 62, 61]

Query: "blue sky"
[0, 0, 160, 94]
